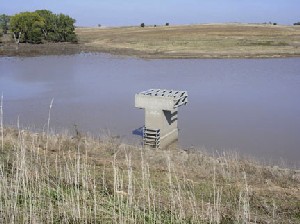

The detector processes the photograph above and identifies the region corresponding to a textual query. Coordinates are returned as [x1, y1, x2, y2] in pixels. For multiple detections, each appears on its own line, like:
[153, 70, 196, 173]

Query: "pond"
[0, 54, 299, 166]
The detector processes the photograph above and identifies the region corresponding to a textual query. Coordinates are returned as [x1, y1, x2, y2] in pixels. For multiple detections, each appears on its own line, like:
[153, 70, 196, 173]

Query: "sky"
[1, 0, 299, 27]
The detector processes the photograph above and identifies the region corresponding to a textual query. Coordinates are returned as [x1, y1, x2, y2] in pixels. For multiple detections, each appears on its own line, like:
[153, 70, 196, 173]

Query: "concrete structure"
[135, 89, 188, 148]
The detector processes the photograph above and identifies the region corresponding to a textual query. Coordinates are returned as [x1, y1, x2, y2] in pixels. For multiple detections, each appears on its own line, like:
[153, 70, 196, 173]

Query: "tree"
[56, 14, 77, 42]
[35, 10, 77, 42]
[294, 22, 300, 25]
[140, 23, 145, 28]
[10, 12, 45, 43]
[35, 10, 57, 40]
[9, 10, 77, 44]
[0, 14, 10, 34]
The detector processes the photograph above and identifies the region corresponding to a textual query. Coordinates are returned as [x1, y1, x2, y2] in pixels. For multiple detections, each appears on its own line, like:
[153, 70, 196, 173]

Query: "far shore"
[1, 23, 300, 58]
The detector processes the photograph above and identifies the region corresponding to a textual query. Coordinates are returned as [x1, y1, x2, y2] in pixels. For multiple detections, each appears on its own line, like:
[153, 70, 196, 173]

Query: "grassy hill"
[76, 23, 300, 58]
[1, 127, 299, 223]
[1, 23, 300, 58]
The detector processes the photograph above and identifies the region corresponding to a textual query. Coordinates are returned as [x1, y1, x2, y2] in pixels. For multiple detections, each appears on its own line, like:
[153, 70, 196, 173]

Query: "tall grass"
[46, 98, 54, 151]
[0, 127, 299, 223]
[0, 93, 3, 151]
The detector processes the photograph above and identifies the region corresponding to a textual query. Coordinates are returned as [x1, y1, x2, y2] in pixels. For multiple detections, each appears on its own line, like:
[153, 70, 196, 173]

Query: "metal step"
[143, 127, 160, 149]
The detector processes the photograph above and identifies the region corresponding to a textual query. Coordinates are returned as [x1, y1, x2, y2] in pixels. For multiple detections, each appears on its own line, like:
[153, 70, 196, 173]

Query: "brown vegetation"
[1, 23, 300, 58]
[1, 127, 299, 223]
[76, 23, 300, 58]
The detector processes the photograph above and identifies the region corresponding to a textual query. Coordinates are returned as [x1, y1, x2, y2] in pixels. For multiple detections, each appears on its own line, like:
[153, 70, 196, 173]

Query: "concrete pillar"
[135, 89, 188, 148]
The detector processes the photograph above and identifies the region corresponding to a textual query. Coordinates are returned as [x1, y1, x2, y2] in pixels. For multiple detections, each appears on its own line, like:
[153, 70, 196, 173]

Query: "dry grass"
[0, 127, 299, 223]
[76, 23, 300, 58]
[2, 23, 300, 58]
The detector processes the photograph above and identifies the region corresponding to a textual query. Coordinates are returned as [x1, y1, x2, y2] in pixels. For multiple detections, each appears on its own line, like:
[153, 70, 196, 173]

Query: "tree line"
[0, 10, 77, 44]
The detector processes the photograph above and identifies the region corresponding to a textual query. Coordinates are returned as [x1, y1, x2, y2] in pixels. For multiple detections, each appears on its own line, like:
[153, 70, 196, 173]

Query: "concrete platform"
[135, 89, 188, 149]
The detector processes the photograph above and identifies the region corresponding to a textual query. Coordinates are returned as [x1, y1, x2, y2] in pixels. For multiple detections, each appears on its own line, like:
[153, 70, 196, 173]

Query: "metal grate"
[143, 127, 160, 149]
[139, 89, 188, 108]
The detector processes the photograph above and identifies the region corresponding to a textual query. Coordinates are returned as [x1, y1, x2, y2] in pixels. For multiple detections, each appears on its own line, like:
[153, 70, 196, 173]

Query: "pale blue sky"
[1, 0, 299, 26]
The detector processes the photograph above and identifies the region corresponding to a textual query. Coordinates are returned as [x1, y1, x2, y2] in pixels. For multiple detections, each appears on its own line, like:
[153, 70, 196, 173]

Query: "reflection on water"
[0, 54, 299, 166]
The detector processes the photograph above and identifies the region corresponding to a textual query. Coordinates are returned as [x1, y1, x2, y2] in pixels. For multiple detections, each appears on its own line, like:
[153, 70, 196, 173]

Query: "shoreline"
[1, 42, 300, 59]
[1, 24, 300, 59]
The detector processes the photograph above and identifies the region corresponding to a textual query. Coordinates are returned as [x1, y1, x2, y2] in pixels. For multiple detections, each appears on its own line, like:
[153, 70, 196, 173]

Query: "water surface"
[0, 54, 299, 166]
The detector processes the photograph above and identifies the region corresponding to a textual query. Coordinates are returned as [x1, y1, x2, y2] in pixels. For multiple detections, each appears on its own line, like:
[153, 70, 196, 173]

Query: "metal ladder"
[143, 127, 160, 149]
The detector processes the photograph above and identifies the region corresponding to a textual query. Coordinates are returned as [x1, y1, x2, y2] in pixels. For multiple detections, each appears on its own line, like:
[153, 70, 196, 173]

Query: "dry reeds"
[0, 127, 299, 223]
[0, 93, 3, 151]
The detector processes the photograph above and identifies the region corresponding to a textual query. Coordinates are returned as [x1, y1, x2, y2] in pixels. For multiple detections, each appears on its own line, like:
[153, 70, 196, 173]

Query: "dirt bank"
[0, 42, 83, 57]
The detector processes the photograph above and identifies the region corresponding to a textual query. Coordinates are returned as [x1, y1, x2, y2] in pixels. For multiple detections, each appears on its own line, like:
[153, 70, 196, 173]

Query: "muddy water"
[0, 54, 299, 165]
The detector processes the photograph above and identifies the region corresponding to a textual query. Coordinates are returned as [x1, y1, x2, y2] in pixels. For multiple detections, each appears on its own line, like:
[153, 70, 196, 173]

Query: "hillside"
[76, 23, 300, 58]
[1, 24, 300, 58]
[1, 127, 299, 223]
